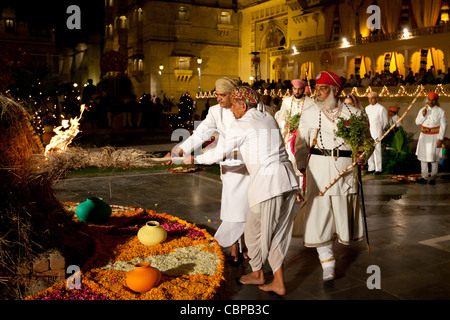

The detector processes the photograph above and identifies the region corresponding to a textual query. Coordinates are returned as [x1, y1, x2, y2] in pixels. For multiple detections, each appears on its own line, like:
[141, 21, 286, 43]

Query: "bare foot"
[229, 242, 239, 262]
[239, 270, 265, 285]
[259, 282, 286, 296]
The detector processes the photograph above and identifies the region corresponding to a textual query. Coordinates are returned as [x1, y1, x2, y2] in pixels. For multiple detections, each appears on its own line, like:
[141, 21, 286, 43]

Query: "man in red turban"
[415, 92, 447, 184]
[274, 79, 314, 179]
[294, 71, 367, 281]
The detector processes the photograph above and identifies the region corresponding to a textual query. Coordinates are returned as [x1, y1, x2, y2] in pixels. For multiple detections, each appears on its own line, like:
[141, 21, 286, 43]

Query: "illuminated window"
[105, 0, 113, 7]
[105, 24, 113, 36]
[137, 8, 143, 22]
[138, 59, 144, 71]
[178, 7, 189, 20]
[178, 57, 190, 70]
[5, 19, 14, 33]
[219, 12, 230, 24]
[119, 16, 127, 29]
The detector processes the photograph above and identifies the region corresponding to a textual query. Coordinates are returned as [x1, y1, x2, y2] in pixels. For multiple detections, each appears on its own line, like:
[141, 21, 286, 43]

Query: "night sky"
[1, 0, 105, 46]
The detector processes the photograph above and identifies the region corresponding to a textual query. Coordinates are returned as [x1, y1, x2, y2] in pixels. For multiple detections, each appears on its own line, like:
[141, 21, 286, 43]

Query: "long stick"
[358, 164, 370, 253]
[318, 86, 424, 196]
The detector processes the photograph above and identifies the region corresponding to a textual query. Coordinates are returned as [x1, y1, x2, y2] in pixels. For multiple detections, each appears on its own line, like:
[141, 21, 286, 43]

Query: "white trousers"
[245, 190, 297, 273]
[316, 244, 335, 269]
[421, 161, 439, 180]
[368, 143, 382, 172]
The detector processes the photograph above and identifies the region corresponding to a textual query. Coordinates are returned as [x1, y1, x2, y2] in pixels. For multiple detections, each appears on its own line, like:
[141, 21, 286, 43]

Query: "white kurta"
[196, 108, 299, 272]
[275, 95, 314, 177]
[178, 104, 250, 247]
[196, 108, 299, 207]
[365, 103, 388, 172]
[293, 103, 364, 247]
[415, 105, 447, 162]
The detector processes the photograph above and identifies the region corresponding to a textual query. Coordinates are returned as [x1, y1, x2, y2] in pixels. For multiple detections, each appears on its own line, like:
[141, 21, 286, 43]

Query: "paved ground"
[53, 143, 450, 301]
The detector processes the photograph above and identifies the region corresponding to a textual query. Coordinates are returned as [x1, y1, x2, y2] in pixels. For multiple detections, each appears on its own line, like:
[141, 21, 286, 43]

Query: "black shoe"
[373, 171, 383, 175]
[418, 178, 427, 184]
[367, 170, 374, 174]
[429, 179, 436, 185]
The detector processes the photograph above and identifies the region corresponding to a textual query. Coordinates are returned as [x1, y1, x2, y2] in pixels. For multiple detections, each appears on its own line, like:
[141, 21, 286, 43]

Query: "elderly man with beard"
[168, 77, 250, 263]
[275, 79, 314, 178]
[196, 86, 298, 295]
[294, 71, 366, 281]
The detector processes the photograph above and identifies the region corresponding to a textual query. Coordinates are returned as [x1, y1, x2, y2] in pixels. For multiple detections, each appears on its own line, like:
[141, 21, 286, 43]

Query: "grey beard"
[316, 95, 337, 111]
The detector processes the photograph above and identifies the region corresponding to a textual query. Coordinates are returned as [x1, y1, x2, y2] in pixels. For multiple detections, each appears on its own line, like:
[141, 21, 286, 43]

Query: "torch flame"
[44, 104, 86, 157]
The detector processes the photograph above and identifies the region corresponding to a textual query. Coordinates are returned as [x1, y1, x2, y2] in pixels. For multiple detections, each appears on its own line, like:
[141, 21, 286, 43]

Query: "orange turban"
[428, 92, 439, 100]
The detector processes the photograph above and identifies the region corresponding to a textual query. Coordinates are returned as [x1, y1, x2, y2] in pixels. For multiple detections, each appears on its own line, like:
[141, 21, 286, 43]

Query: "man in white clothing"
[196, 86, 298, 295]
[365, 92, 388, 174]
[294, 71, 366, 281]
[168, 77, 250, 262]
[275, 79, 314, 177]
[415, 92, 447, 185]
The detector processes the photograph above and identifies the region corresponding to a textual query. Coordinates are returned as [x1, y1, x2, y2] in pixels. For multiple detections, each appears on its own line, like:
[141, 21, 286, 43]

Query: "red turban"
[316, 71, 345, 90]
[291, 79, 306, 88]
[388, 107, 397, 112]
[428, 92, 439, 100]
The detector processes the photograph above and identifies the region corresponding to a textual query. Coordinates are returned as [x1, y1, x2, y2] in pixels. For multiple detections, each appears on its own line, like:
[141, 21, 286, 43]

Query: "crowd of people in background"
[345, 66, 450, 88]
[76, 79, 175, 130]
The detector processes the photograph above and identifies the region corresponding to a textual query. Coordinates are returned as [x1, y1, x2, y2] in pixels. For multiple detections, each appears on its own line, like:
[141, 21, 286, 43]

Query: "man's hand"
[182, 155, 195, 165]
[422, 108, 427, 117]
[296, 189, 304, 202]
[437, 139, 443, 148]
[355, 152, 366, 166]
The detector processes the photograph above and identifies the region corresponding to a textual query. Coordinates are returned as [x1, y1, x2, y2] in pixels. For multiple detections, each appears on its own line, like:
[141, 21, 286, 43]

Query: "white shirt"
[365, 103, 388, 139]
[415, 104, 447, 162]
[275, 95, 314, 132]
[178, 104, 243, 166]
[196, 108, 298, 207]
[295, 102, 361, 196]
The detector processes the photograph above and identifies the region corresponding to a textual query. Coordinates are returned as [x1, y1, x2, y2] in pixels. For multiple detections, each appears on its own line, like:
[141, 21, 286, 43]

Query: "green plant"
[382, 127, 420, 174]
[335, 112, 373, 160]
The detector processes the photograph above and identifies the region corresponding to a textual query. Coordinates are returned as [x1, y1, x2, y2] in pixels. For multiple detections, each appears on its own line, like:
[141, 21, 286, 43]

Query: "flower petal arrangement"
[26, 203, 225, 300]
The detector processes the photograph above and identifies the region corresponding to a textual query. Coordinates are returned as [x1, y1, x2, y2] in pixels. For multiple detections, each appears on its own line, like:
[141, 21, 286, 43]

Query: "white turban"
[215, 77, 239, 93]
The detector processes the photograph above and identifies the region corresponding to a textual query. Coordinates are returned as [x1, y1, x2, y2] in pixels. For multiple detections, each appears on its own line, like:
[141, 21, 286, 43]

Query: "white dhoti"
[245, 190, 297, 273]
[368, 142, 382, 172]
[214, 163, 250, 248]
[416, 132, 442, 180]
[294, 194, 364, 247]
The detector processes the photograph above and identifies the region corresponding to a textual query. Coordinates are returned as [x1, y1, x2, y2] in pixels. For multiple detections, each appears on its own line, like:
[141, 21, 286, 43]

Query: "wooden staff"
[318, 86, 424, 196]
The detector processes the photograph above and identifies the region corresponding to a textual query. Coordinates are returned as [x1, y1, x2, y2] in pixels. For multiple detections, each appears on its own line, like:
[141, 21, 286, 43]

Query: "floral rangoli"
[26, 203, 224, 300]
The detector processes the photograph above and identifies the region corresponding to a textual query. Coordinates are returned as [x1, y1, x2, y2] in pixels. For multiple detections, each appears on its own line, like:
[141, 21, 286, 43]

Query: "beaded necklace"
[317, 103, 352, 152]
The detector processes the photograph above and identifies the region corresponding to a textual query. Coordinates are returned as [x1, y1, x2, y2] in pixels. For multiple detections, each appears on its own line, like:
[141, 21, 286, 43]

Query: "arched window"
[410, 48, 444, 74]
[376, 52, 405, 77]
[138, 59, 144, 71]
[137, 8, 143, 22]
[119, 16, 127, 29]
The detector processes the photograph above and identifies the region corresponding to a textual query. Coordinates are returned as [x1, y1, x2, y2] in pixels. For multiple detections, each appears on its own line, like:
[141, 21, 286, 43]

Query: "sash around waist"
[421, 126, 440, 134]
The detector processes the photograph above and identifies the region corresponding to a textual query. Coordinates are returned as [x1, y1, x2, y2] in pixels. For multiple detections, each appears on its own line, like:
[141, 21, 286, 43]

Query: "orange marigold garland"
[26, 203, 225, 300]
